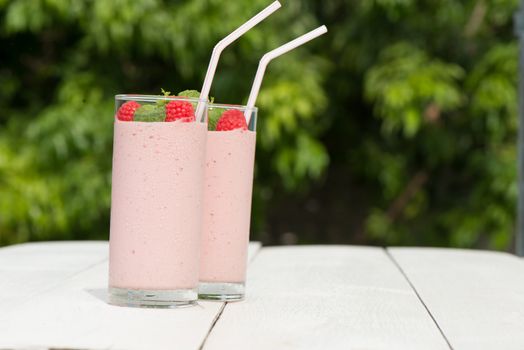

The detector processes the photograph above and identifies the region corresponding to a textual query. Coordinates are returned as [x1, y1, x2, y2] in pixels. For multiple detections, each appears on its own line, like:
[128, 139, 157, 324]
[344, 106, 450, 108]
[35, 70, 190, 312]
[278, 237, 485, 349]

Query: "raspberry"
[216, 110, 248, 131]
[165, 100, 195, 122]
[116, 101, 141, 121]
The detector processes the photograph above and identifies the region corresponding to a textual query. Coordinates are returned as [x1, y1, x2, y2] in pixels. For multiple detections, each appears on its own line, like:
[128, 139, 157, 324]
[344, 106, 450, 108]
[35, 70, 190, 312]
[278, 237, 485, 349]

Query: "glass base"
[108, 287, 198, 308]
[198, 282, 245, 301]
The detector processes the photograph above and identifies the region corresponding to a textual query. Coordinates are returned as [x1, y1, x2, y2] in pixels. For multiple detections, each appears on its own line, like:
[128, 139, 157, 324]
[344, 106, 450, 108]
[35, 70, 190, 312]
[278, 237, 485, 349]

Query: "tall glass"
[109, 95, 207, 308]
[199, 103, 257, 301]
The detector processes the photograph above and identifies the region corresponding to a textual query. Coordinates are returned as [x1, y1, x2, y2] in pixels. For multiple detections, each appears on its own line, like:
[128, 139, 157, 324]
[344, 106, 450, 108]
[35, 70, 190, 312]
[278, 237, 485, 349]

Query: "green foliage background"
[0, 0, 519, 250]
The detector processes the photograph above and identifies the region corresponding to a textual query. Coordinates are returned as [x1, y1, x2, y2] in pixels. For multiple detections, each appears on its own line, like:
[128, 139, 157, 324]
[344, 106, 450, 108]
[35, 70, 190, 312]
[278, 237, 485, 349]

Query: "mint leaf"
[177, 89, 219, 127]
[156, 88, 172, 107]
[178, 90, 201, 99]
[134, 104, 165, 122]
[208, 107, 222, 131]
[177, 89, 215, 102]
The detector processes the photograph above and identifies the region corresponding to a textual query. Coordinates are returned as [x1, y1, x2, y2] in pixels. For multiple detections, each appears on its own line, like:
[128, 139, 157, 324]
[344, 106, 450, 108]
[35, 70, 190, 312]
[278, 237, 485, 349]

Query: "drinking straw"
[195, 1, 282, 121]
[244, 25, 328, 122]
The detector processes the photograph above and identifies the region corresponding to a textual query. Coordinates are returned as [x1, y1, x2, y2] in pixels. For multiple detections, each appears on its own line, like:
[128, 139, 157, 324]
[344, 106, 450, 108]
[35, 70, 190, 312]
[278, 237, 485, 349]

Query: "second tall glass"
[199, 103, 257, 301]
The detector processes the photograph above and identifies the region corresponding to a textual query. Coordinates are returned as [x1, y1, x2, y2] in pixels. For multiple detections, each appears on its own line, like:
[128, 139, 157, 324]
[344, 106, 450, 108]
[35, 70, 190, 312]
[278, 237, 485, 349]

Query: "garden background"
[0, 0, 518, 250]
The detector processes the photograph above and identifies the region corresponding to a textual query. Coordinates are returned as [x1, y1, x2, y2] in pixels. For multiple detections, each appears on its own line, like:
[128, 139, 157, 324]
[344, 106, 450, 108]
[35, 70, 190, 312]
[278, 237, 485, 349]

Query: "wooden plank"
[0, 241, 262, 350]
[0, 241, 109, 313]
[0, 241, 109, 271]
[0, 270, 74, 312]
[204, 246, 450, 350]
[389, 247, 524, 350]
[0, 262, 224, 350]
[247, 241, 262, 262]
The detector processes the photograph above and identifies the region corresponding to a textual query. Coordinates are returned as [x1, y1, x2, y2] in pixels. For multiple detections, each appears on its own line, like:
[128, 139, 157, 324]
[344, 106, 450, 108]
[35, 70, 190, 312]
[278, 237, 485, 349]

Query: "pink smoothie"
[109, 120, 207, 290]
[200, 130, 257, 283]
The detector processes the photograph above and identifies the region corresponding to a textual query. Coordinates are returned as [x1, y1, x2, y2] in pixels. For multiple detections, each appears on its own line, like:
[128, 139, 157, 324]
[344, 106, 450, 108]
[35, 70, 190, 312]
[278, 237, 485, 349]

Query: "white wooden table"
[0, 242, 523, 349]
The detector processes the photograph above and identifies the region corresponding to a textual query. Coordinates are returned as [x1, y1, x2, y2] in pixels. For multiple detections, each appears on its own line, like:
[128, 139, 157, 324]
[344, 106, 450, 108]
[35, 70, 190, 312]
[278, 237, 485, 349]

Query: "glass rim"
[115, 94, 207, 103]
[207, 102, 258, 113]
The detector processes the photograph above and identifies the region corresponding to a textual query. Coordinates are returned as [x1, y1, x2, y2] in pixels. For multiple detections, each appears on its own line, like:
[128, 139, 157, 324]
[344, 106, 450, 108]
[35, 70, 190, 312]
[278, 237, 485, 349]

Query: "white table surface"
[0, 242, 522, 350]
